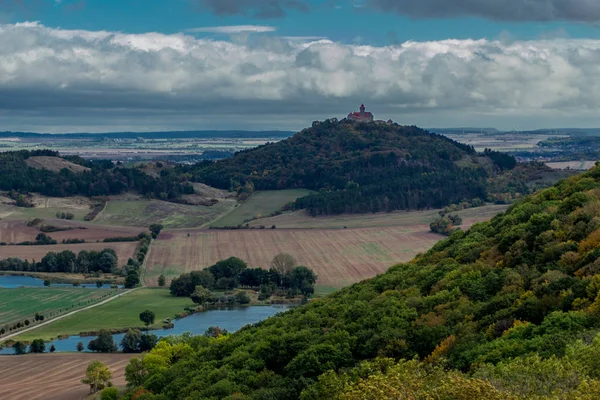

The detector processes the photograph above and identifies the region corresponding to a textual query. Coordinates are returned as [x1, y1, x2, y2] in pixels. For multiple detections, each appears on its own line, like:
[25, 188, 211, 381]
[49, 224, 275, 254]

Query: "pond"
[0, 275, 120, 289]
[0, 305, 292, 355]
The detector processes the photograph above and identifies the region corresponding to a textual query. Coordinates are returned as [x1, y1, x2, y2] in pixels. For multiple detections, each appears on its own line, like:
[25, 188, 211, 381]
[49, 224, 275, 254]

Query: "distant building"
[347, 104, 374, 122]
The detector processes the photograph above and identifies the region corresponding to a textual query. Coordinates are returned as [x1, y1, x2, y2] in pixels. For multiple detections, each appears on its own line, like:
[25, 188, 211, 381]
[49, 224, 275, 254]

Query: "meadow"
[13, 288, 194, 341]
[145, 227, 443, 288]
[0, 288, 116, 327]
[0, 195, 93, 221]
[0, 353, 132, 400]
[210, 189, 313, 227]
[93, 198, 237, 228]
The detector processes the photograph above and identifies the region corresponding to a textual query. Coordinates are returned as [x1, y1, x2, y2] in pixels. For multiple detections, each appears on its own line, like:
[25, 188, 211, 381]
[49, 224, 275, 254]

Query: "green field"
[211, 189, 313, 227]
[0, 288, 116, 327]
[13, 288, 195, 341]
[93, 198, 237, 228]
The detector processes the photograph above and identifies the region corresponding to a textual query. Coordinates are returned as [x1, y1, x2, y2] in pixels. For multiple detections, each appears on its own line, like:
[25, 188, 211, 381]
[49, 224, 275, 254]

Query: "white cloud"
[185, 25, 277, 34]
[1, 22, 600, 132]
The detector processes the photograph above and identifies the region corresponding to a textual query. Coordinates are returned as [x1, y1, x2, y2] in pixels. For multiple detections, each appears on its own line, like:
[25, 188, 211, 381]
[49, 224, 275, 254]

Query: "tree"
[289, 266, 318, 296]
[138, 334, 158, 352]
[208, 257, 247, 280]
[191, 285, 215, 305]
[124, 270, 140, 288]
[100, 387, 119, 400]
[121, 329, 142, 353]
[125, 358, 147, 388]
[149, 223, 163, 239]
[81, 360, 112, 393]
[96, 281, 103, 288]
[88, 329, 117, 353]
[234, 290, 251, 304]
[50, 344, 56, 353]
[43, 280, 51, 287]
[158, 274, 166, 287]
[271, 253, 296, 276]
[204, 326, 228, 338]
[13, 341, 26, 355]
[77, 341, 84, 352]
[139, 310, 155, 331]
[29, 338, 45, 353]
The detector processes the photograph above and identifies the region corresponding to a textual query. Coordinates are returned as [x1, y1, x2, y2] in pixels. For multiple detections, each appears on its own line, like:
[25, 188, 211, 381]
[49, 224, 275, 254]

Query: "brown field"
[0, 242, 137, 263]
[25, 156, 90, 173]
[0, 353, 133, 400]
[248, 204, 509, 229]
[145, 227, 443, 288]
[0, 219, 144, 244]
[546, 161, 597, 171]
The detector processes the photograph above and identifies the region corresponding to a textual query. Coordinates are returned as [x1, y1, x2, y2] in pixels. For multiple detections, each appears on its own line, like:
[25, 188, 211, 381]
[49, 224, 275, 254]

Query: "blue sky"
[2, 0, 600, 132]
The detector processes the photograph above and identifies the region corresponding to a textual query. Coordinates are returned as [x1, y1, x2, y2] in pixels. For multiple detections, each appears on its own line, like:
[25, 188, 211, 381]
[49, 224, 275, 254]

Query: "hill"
[25, 156, 90, 173]
[0, 150, 193, 200]
[123, 164, 600, 399]
[182, 119, 522, 216]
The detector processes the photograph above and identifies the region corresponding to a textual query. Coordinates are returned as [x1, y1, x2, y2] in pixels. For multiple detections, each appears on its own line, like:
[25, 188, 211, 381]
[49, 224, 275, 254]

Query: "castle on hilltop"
[347, 104, 374, 122]
[346, 104, 394, 124]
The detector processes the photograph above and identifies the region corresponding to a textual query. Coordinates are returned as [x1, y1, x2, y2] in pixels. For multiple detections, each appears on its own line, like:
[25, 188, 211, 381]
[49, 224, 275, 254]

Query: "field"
[0, 219, 144, 244]
[211, 189, 313, 227]
[145, 227, 443, 288]
[0, 194, 93, 221]
[25, 156, 90, 173]
[93, 198, 237, 228]
[248, 204, 509, 229]
[12, 288, 194, 341]
[0, 242, 138, 263]
[546, 161, 597, 170]
[0, 353, 132, 400]
[0, 288, 114, 327]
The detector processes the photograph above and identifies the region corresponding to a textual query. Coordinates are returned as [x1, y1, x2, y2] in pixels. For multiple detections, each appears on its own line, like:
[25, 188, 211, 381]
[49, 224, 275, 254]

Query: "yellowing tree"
[81, 360, 112, 393]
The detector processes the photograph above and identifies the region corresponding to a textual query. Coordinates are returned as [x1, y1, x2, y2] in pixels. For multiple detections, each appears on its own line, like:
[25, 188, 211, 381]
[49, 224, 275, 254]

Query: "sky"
[2, 1, 600, 132]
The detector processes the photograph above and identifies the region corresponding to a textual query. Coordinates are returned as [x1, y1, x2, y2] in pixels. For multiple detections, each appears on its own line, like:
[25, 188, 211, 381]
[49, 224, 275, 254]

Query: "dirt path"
[0, 288, 139, 343]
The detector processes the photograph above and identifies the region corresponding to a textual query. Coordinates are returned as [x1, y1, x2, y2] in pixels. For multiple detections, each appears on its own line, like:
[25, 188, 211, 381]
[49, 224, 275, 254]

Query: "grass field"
[0, 242, 138, 264]
[93, 198, 237, 228]
[0, 353, 132, 400]
[211, 189, 313, 227]
[0, 288, 117, 327]
[247, 204, 509, 229]
[145, 227, 443, 288]
[12, 288, 194, 341]
[0, 195, 92, 221]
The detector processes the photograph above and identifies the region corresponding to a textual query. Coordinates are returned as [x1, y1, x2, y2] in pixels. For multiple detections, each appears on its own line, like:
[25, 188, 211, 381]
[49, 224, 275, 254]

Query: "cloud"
[189, 0, 310, 18]
[2, 22, 600, 132]
[367, 0, 600, 22]
[186, 25, 277, 34]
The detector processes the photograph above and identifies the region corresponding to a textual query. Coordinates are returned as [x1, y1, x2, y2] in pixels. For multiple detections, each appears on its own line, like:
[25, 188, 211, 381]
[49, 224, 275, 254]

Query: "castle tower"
[360, 104, 365, 115]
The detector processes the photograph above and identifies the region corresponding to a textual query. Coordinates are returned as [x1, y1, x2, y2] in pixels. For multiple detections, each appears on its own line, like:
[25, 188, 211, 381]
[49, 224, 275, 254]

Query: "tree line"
[169, 254, 317, 300]
[0, 248, 118, 274]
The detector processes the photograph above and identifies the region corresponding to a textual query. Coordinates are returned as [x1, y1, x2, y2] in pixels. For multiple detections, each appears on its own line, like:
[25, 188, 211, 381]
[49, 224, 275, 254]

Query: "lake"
[0, 305, 292, 355]
[0, 275, 119, 289]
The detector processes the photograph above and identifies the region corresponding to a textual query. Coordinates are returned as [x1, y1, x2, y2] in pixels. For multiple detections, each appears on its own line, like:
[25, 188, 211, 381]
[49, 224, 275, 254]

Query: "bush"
[100, 387, 119, 400]
[234, 291, 251, 304]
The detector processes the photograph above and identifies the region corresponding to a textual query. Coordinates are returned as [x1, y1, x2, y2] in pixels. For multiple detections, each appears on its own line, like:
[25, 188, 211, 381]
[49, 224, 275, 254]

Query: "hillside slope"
[125, 164, 600, 399]
[183, 119, 519, 215]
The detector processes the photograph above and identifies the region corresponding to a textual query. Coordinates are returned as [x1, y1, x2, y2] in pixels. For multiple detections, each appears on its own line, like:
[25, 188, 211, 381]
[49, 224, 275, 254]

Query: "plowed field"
[0, 220, 144, 244]
[145, 227, 442, 288]
[0, 242, 138, 263]
[0, 353, 132, 400]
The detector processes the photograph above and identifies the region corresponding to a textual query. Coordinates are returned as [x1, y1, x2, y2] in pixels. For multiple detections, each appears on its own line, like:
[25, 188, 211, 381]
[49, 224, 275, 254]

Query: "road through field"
[0, 288, 138, 343]
[0, 353, 133, 400]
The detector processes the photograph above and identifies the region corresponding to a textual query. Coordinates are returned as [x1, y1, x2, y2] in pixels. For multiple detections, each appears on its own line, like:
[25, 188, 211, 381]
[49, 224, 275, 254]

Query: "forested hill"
[126, 165, 600, 399]
[182, 119, 518, 215]
[0, 150, 192, 199]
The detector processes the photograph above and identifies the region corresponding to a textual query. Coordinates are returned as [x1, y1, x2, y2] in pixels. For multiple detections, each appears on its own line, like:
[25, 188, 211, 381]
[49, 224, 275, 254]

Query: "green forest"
[181, 120, 540, 216]
[120, 163, 600, 399]
[0, 150, 193, 199]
